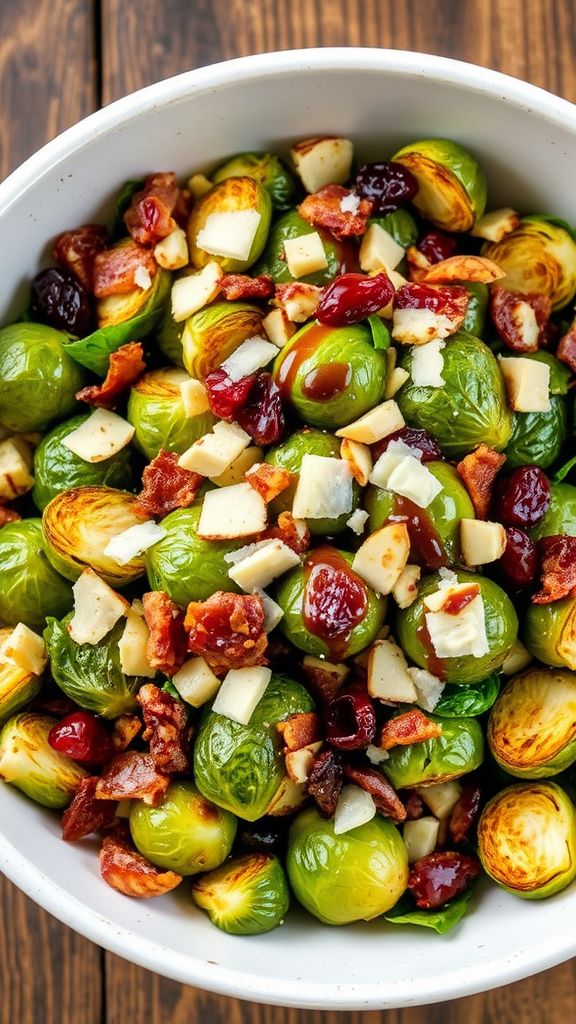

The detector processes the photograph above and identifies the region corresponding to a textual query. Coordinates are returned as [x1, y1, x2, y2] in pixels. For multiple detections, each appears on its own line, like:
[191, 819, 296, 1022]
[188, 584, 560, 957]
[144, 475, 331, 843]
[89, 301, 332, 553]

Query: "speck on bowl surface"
[1, 48, 576, 1010]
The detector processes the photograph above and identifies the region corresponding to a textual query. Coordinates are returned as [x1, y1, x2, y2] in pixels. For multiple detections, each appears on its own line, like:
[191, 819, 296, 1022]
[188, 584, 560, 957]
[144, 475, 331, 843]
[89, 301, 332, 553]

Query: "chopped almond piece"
[274, 282, 323, 323]
[339, 437, 372, 486]
[245, 462, 293, 503]
[421, 254, 504, 284]
[285, 742, 323, 784]
[367, 639, 418, 703]
[392, 564, 421, 609]
[262, 307, 296, 349]
[277, 711, 321, 752]
[336, 400, 405, 444]
[301, 655, 349, 703]
[352, 523, 410, 595]
[471, 207, 520, 242]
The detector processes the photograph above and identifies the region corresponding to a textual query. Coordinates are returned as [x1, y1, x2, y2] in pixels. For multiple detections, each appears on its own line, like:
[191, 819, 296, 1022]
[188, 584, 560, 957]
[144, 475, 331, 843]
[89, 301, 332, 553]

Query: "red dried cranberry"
[316, 272, 394, 326]
[393, 282, 470, 317]
[325, 683, 376, 751]
[408, 851, 481, 909]
[449, 783, 482, 844]
[355, 161, 418, 214]
[303, 562, 368, 643]
[49, 711, 111, 765]
[204, 367, 256, 420]
[496, 466, 551, 528]
[30, 267, 92, 335]
[417, 230, 459, 264]
[498, 527, 538, 588]
[373, 426, 443, 463]
[237, 373, 285, 445]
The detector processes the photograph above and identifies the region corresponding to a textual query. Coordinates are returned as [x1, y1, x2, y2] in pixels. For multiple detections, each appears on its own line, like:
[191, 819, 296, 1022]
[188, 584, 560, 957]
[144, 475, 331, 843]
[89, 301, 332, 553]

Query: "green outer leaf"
[393, 138, 487, 226]
[382, 714, 485, 789]
[505, 396, 567, 470]
[367, 315, 391, 350]
[531, 482, 576, 539]
[192, 853, 290, 935]
[433, 674, 501, 718]
[554, 454, 576, 483]
[529, 351, 572, 395]
[213, 152, 298, 211]
[384, 887, 474, 934]
[461, 282, 489, 336]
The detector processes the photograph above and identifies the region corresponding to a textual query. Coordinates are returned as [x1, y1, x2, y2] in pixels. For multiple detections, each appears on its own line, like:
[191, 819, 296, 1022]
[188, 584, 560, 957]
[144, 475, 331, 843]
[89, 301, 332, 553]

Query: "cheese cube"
[426, 594, 489, 659]
[0, 438, 34, 499]
[171, 262, 223, 322]
[410, 339, 446, 387]
[209, 446, 263, 487]
[334, 784, 376, 835]
[1, 624, 47, 676]
[392, 564, 421, 609]
[280, 283, 322, 322]
[392, 307, 454, 346]
[340, 438, 372, 486]
[403, 817, 440, 862]
[460, 519, 507, 566]
[283, 233, 327, 278]
[408, 667, 445, 712]
[220, 336, 278, 381]
[172, 656, 221, 707]
[501, 638, 533, 675]
[211, 666, 272, 725]
[499, 356, 551, 412]
[187, 173, 213, 200]
[196, 209, 262, 262]
[61, 409, 135, 464]
[416, 781, 462, 820]
[178, 420, 251, 476]
[352, 522, 410, 595]
[179, 378, 210, 417]
[118, 609, 156, 678]
[346, 508, 369, 536]
[68, 569, 128, 646]
[367, 639, 418, 702]
[154, 227, 189, 270]
[228, 539, 300, 591]
[360, 223, 405, 272]
[291, 455, 354, 520]
[291, 137, 354, 194]
[256, 590, 285, 633]
[103, 521, 166, 566]
[471, 207, 520, 242]
[197, 482, 267, 540]
[285, 741, 323, 784]
[335, 400, 405, 444]
[384, 366, 410, 399]
[384, 456, 443, 509]
[262, 308, 296, 349]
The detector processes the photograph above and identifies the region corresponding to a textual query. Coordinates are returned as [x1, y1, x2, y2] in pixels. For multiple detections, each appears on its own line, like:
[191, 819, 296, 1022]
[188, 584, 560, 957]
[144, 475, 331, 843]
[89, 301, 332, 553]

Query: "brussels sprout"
[531, 482, 576, 539]
[187, 176, 272, 273]
[157, 305, 185, 368]
[392, 138, 487, 232]
[273, 321, 386, 429]
[397, 333, 513, 457]
[193, 674, 313, 822]
[530, 350, 572, 395]
[396, 571, 518, 684]
[129, 780, 237, 875]
[0, 712, 86, 808]
[44, 615, 143, 718]
[0, 323, 86, 433]
[212, 151, 298, 211]
[524, 596, 576, 671]
[42, 486, 148, 587]
[145, 506, 240, 605]
[461, 282, 489, 336]
[365, 462, 475, 568]
[381, 713, 484, 789]
[478, 781, 576, 899]
[277, 548, 386, 659]
[506, 396, 567, 470]
[181, 301, 264, 380]
[286, 806, 408, 924]
[127, 367, 215, 460]
[483, 217, 576, 310]
[0, 628, 43, 722]
[0, 519, 72, 631]
[255, 210, 356, 285]
[32, 414, 135, 512]
[192, 852, 290, 934]
[433, 674, 500, 718]
[369, 209, 419, 248]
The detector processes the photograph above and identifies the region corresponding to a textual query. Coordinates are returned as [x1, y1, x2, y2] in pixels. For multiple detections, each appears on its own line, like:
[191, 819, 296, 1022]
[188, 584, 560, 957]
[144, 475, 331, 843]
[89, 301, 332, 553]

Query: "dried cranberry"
[448, 783, 482, 844]
[316, 272, 394, 326]
[496, 466, 551, 528]
[325, 683, 376, 751]
[372, 426, 442, 463]
[237, 373, 285, 445]
[204, 368, 256, 420]
[408, 851, 481, 909]
[49, 711, 111, 765]
[417, 230, 459, 264]
[394, 282, 470, 318]
[355, 161, 418, 214]
[30, 266, 92, 335]
[303, 560, 368, 644]
[498, 527, 538, 588]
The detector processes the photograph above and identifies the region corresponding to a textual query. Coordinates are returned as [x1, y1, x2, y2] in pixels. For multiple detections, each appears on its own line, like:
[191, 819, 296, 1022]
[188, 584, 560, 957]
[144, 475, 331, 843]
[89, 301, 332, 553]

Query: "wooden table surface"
[1, 0, 575, 1020]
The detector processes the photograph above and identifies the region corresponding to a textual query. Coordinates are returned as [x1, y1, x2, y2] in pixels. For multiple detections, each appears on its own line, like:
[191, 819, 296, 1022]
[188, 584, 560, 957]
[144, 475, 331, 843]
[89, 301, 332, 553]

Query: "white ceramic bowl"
[1, 48, 576, 1010]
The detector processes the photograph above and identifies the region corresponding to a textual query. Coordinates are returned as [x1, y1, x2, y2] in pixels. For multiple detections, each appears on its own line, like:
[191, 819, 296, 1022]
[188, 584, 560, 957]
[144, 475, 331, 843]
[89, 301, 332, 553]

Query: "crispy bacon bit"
[53, 224, 109, 291]
[408, 851, 481, 909]
[379, 709, 442, 751]
[124, 172, 181, 247]
[184, 591, 268, 672]
[394, 282, 470, 321]
[111, 714, 142, 753]
[0, 506, 21, 527]
[343, 764, 406, 823]
[75, 342, 146, 408]
[457, 444, 507, 520]
[490, 287, 552, 353]
[95, 751, 169, 806]
[246, 463, 293, 503]
[306, 748, 343, 817]
[100, 829, 182, 898]
[298, 185, 373, 238]
[403, 791, 425, 820]
[219, 273, 274, 301]
[61, 776, 117, 842]
[532, 534, 576, 604]
[449, 783, 482, 844]
[422, 254, 504, 284]
[557, 318, 576, 372]
[142, 591, 188, 677]
[277, 712, 321, 752]
[93, 240, 157, 297]
[134, 450, 203, 519]
[137, 683, 191, 773]
[259, 511, 310, 555]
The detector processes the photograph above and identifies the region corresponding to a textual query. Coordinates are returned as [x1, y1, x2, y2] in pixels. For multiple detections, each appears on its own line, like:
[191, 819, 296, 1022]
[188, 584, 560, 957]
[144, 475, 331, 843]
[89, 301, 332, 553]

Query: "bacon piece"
[61, 776, 117, 842]
[532, 534, 576, 604]
[306, 748, 343, 817]
[53, 224, 109, 292]
[422, 254, 504, 284]
[490, 286, 552, 353]
[184, 591, 268, 672]
[246, 463, 293, 503]
[408, 851, 481, 909]
[142, 591, 188, 677]
[0, 506, 21, 527]
[557, 319, 576, 372]
[93, 240, 157, 297]
[219, 273, 274, 301]
[449, 782, 482, 844]
[343, 764, 406, 823]
[379, 709, 442, 751]
[134, 450, 203, 519]
[277, 712, 321, 752]
[95, 751, 169, 806]
[100, 829, 182, 898]
[75, 342, 145, 409]
[111, 713, 142, 753]
[259, 511, 310, 555]
[393, 282, 470, 320]
[457, 444, 506, 520]
[298, 185, 373, 238]
[124, 172, 181, 246]
[403, 791, 425, 820]
[137, 683, 191, 773]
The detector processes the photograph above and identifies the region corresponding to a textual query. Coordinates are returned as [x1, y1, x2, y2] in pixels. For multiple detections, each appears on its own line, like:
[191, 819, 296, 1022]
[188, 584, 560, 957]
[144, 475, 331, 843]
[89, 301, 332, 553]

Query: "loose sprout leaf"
[433, 674, 501, 718]
[384, 886, 474, 934]
[554, 454, 576, 484]
[367, 315, 391, 351]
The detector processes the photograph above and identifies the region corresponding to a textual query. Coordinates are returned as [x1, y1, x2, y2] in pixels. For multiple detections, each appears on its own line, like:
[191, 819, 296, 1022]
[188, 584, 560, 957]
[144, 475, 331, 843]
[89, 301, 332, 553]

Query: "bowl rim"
[1, 46, 576, 1009]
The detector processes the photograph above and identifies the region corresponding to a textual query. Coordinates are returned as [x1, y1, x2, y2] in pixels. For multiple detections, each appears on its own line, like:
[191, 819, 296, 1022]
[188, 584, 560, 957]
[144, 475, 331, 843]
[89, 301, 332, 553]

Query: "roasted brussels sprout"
[369, 209, 419, 249]
[129, 780, 237, 875]
[392, 138, 487, 232]
[273, 321, 386, 429]
[127, 367, 215, 460]
[32, 414, 134, 512]
[382, 714, 484, 788]
[483, 216, 576, 310]
[181, 301, 264, 380]
[255, 209, 356, 285]
[187, 176, 272, 272]
[0, 519, 72, 630]
[0, 323, 86, 433]
[193, 674, 313, 822]
[0, 628, 44, 722]
[213, 151, 298, 211]
[478, 781, 576, 898]
[461, 282, 489, 336]
[192, 852, 290, 934]
[506, 397, 567, 470]
[531, 482, 576, 539]
[524, 597, 576, 671]
[398, 333, 513, 457]
[0, 712, 86, 808]
[286, 806, 408, 924]
[42, 486, 148, 587]
[157, 305, 185, 368]
[433, 674, 500, 718]
[145, 506, 240, 605]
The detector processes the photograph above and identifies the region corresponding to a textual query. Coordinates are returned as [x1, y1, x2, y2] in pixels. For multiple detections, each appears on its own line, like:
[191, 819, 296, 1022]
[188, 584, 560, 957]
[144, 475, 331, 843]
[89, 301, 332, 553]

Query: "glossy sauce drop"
[275, 322, 334, 398]
[301, 362, 351, 400]
[303, 546, 368, 660]
[441, 584, 480, 615]
[390, 495, 447, 569]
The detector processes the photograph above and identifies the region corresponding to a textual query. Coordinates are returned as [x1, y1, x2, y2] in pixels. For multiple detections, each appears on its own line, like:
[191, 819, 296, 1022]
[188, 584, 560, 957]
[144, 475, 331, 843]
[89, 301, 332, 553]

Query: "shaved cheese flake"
[408, 667, 445, 712]
[417, 781, 462, 820]
[171, 262, 223, 321]
[228, 539, 300, 591]
[426, 595, 489, 659]
[404, 818, 440, 862]
[178, 420, 250, 476]
[291, 454, 353, 520]
[366, 743, 389, 765]
[334, 784, 376, 834]
[499, 356, 551, 412]
[340, 192, 361, 214]
[212, 666, 272, 725]
[336, 399, 404, 444]
[197, 482, 267, 540]
[209, 445, 263, 487]
[369, 439, 421, 489]
[384, 366, 410, 399]
[172, 656, 221, 707]
[61, 409, 134, 464]
[1, 623, 47, 676]
[461, 519, 507, 566]
[346, 508, 369, 536]
[410, 339, 446, 387]
[104, 521, 166, 566]
[196, 209, 261, 262]
[291, 137, 353, 194]
[392, 307, 454, 346]
[68, 569, 128, 646]
[220, 336, 278, 382]
[385, 456, 443, 508]
[118, 608, 156, 678]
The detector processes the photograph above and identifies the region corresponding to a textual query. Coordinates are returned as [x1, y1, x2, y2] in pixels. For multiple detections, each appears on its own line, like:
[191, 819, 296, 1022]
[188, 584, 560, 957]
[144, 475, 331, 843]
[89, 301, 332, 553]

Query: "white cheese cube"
[499, 356, 551, 412]
[291, 454, 354, 520]
[339, 438, 372, 486]
[171, 262, 223, 321]
[187, 173, 213, 199]
[404, 817, 440, 862]
[211, 666, 272, 725]
[178, 420, 251, 476]
[283, 232, 328, 278]
[103, 521, 166, 566]
[220, 336, 278, 381]
[367, 639, 418, 702]
[172, 656, 221, 707]
[471, 207, 519, 242]
[346, 508, 369, 536]
[262, 308, 296, 349]
[154, 227, 189, 270]
[1, 624, 47, 676]
[408, 667, 445, 712]
[501, 638, 533, 675]
[197, 482, 267, 540]
[209, 445, 263, 487]
[228, 539, 300, 591]
[352, 522, 410, 595]
[392, 307, 454, 346]
[179, 378, 210, 417]
[61, 409, 135, 464]
[460, 519, 507, 566]
[285, 742, 323, 784]
[385, 456, 443, 509]
[360, 223, 405, 272]
[0, 438, 34, 499]
[256, 590, 285, 633]
[291, 137, 354, 194]
[384, 366, 410, 399]
[68, 569, 128, 646]
[417, 781, 462, 820]
[118, 609, 156, 678]
[410, 339, 446, 387]
[426, 594, 489, 659]
[334, 784, 376, 835]
[336, 399, 405, 444]
[196, 209, 262, 262]
[392, 564, 421, 609]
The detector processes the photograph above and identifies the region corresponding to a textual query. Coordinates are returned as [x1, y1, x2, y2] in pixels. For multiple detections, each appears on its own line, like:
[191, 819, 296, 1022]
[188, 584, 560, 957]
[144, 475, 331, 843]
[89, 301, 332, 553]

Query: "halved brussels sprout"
[193, 674, 314, 822]
[0, 323, 86, 433]
[286, 806, 408, 924]
[524, 596, 576, 671]
[127, 367, 215, 460]
[381, 714, 484, 789]
[145, 506, 240, 606]
[531, 482, 576, 540]
[192, 852, 290, 934]
[129, 781, 237, 875]
[32, 414, 135, 512]
[187, 176, 272, 272]
[0, 628, 44, 722]
[0, 712, 86, 808]
[181, 301, 264, 380]
[369, 209, 419, 249]
[255, 209, 357, 285]
[392, 138, 487, 232]
[398, 333, 513, 457]
[478, 781, 576, 899]
[461, 282, 489, 336]
[483, 217, 576, 310]
[273, 321, 387, 429]
[42, 486, 148, 587]
[0, 519, 72, 631]
[488, 668, 576, 778]
[212, 151, 298, 211]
